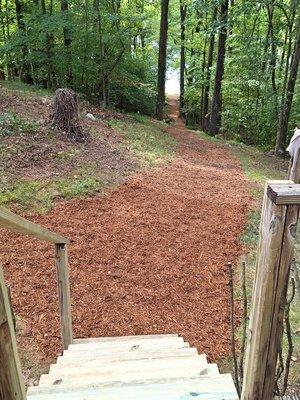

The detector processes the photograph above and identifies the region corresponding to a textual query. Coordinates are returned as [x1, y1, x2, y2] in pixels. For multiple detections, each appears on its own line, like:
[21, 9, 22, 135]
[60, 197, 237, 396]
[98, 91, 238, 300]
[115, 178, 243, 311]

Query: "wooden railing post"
[55, 243, 73, 350]
[0, 267, 26, 400]
[241, 180, 299, 400]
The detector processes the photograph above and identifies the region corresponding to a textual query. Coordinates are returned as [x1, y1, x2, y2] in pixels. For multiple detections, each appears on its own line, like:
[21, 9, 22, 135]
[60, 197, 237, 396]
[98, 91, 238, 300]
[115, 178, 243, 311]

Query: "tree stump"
[51, 88, 87, 142]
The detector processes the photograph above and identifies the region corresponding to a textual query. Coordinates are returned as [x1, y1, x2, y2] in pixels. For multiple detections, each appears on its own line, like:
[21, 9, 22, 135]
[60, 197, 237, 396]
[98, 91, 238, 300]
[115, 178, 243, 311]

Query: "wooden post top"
[267, 182, 300, 205]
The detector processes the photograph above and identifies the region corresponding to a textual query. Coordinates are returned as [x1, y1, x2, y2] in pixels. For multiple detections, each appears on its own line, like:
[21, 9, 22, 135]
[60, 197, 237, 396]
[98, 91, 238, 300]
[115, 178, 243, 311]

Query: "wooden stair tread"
[39, 359, 209, 387]
[73, 334, 178, 344]
[66, 337, 185, 353]
[57, 347, 199, 365]
[49, 354, 207, 374]
[28, 374, 238, 400]
[49, 354, 208, 375]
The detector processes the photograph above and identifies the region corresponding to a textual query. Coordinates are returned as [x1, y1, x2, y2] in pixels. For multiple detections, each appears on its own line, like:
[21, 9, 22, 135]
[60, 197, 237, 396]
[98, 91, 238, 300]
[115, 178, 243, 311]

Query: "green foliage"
[0, 0, 160, 114]
[0, 113, 37, 136]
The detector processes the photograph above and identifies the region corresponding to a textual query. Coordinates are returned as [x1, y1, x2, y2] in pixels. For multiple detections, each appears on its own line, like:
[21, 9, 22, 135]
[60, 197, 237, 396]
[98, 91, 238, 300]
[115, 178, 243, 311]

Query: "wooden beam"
[268, 183, 300, 205]
[55, 244, 73, 350]
[0, 267, 26, 400]
[241, 181, 299, 400]
[0, 206, 68, 244]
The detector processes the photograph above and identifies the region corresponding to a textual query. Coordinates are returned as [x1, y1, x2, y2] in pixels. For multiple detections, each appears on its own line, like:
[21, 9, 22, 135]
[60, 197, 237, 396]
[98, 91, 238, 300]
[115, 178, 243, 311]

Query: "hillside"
[0, 83, 252, 385]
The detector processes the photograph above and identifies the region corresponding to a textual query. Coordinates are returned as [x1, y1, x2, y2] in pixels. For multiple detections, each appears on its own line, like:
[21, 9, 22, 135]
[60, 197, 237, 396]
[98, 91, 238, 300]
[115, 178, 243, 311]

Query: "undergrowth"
[108, 117, 177, 166]
[230, 142, 300, 394]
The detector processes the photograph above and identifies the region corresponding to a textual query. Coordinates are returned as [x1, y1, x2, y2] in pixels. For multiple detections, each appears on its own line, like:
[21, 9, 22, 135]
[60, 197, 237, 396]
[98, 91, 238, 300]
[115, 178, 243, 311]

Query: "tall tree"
[61, 0, 73, 86]
[14, 0, 33, 83]
[155, 0, 170, 120]
[202, 5, 217, 130]
[179, 0, 187, 117]
[275, 23, 300, 155]
[209, 0, 229, 135]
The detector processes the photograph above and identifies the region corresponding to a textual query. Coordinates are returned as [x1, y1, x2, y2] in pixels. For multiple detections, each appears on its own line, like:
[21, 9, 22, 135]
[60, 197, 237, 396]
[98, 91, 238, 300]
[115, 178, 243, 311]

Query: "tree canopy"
[1, 0, 300, 152]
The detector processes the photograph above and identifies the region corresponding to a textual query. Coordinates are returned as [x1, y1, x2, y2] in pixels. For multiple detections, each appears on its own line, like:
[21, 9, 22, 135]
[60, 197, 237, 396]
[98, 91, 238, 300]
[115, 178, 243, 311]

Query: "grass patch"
[0, 80, 52, 97]
[108, 117, 177, 166]
[0, 175, 106, 213]
[0, 112, 37, 136]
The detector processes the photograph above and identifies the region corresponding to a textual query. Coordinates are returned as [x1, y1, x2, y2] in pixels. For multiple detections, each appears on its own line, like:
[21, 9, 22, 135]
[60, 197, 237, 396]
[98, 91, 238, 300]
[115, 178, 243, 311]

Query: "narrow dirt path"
[0, 98, 251, 364]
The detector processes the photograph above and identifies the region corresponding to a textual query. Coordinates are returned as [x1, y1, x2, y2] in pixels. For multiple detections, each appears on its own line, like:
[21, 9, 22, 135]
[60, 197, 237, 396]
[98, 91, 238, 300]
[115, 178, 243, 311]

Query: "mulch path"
[0, 98, 251, 367]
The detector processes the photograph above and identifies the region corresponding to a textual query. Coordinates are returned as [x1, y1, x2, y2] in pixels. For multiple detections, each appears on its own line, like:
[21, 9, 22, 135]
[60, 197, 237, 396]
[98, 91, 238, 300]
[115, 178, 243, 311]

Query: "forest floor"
[0, 82, 298, 392]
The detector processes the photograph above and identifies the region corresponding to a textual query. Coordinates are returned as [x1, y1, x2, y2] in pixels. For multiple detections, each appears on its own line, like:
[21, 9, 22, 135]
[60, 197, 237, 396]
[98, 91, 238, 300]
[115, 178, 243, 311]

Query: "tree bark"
[209, 0, 229, 136]
[275, 24, 300, 155]
[14, 0, 33, 84]
[155, 0, 170, 120]
[179, 1, 187, 117]
[61, 0, 73, 86]
[202, 6, 217, 131]
[41, 0, 55, 88]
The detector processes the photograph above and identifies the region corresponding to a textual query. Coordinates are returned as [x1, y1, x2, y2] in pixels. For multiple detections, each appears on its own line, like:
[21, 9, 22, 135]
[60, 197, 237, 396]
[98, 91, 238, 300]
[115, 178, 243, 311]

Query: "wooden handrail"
[0, 266, 26, 400]
[0, 205, 73, 352]
[0, 206, 69, 244]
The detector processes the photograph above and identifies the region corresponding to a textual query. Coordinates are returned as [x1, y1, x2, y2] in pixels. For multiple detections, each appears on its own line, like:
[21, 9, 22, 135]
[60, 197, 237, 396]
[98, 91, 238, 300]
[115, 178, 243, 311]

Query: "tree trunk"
[275, 24, 300, 155]
[41, 0, 55, 89]
[14, 0, 33, 84]
[61, 0, 73, 86]
[179, 1, 187, 117]
[209, 0, 229, 136]
[202, 6, 217, 131]
[155, 0, 170, 120]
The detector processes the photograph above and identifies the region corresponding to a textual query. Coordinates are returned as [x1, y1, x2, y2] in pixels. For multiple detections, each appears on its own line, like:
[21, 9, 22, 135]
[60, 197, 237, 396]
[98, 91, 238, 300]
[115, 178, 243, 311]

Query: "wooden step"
[49, 354, 208, 375]
[27, 374, 238, 400]
[49, 354, 207, 373]
[73, 334, 179, 344]
[39, 357, 209, 387]
[56, 347, 199, 366]
[66, 336, 185, 353]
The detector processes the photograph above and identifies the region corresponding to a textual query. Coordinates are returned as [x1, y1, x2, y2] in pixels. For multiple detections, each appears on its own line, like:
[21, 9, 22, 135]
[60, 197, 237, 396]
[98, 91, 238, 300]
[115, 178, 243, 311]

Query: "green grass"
[108, 117, 177, 166]
[0, 176, 106, 213]
[0, 80, 52, 97]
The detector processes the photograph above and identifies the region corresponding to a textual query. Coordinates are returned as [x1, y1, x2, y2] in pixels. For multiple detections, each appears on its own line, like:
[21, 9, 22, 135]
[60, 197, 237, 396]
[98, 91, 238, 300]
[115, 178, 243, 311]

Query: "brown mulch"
[0, 97, 251, 366]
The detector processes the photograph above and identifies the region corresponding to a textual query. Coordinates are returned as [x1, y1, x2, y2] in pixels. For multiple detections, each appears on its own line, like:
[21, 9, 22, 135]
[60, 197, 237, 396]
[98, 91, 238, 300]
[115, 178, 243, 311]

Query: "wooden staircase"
[27, 334, 238, 400]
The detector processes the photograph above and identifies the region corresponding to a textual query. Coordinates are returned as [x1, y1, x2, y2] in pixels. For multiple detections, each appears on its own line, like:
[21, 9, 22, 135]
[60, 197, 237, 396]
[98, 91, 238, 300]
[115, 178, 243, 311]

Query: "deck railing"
[0, 206, 73, 350]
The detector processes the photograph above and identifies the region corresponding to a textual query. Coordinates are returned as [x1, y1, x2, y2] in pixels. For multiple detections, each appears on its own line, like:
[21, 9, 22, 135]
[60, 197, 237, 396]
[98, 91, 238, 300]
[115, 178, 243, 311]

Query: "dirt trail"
[0, 98, 251, 364]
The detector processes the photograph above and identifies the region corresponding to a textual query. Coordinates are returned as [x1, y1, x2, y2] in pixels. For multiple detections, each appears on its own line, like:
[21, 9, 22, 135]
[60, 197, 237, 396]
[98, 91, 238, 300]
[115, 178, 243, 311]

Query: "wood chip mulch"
[0, 101, 252, 366]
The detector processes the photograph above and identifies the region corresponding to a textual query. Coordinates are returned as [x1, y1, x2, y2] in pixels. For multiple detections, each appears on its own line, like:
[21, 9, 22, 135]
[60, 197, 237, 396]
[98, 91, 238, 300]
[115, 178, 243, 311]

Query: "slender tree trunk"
[14, 0, 33, 83]
[209, 0, 229, 135]
[202, 6, 217, 130]
[199, 33, 207, 124]
[266, 1, 278, 121]
[275, 24, 300, 155]
[41, 0, 55, 88]
[61, 0, 73, 86]
[179, 1, 187, 117]
[155, 0, 170, 120]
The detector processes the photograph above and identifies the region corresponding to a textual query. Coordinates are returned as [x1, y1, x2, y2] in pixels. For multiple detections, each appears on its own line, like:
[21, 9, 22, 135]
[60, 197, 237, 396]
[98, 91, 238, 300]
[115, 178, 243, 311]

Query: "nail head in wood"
[267, 183, 300, 205]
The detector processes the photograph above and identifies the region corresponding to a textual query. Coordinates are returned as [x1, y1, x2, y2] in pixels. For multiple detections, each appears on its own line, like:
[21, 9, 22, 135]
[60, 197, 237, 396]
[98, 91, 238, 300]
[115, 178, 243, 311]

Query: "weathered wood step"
[63, 343, 190, 359]
[39, 357, 209, 387]
[28, 374, 238, 400]
[73, 334, 178, 344]
[49, 354, 208, 375]
[50, 348, 207, 372]
[57, 347, 199, 366]
[66, 336, 185, 353]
